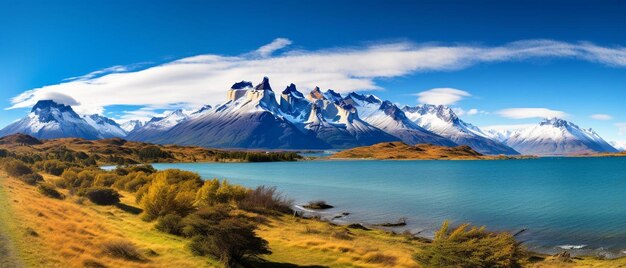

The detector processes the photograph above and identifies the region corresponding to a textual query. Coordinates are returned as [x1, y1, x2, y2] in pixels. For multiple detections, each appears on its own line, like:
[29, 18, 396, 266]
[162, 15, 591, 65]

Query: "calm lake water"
[151, 157, 626, 256]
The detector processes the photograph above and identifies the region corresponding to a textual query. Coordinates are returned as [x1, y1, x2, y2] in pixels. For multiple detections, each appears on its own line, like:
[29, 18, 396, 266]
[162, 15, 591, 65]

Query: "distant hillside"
[330, 142, 523, 160]
[0, 134, 301, 165]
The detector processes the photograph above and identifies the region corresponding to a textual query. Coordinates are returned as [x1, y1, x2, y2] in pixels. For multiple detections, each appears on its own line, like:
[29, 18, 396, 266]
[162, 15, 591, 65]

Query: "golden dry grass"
[3, 170, 626, 268]
[0, 172, 214, 267]
[257, 215, 423, 268]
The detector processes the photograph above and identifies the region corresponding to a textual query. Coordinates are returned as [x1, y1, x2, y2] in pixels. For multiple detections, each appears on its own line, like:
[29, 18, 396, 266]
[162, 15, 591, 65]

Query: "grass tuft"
[101, 240, 146, 262]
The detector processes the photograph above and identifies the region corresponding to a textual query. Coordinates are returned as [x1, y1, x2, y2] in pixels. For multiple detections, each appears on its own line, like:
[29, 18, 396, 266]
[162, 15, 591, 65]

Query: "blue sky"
[1, 0, 625, 141]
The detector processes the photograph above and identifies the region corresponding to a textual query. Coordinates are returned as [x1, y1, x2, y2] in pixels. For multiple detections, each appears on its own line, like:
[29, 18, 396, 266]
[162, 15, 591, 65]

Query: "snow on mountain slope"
[482, 124, 536, 142]
[279, 83, 311, 121]
[83, 114, 127, 138]
[0, 100, 102, 140]
[610, 141, 626, 151]
[501, 118, 618, 155]
[302, 90, 398, 148]
[402, 104, 519, 155]
[125, 109, 190, 141]
[343, 93, 456, 146]
[141, 77, 325, 149]
[120, 120, 145, 133]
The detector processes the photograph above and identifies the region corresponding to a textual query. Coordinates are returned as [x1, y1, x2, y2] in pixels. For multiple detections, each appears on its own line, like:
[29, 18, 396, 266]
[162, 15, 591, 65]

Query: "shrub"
[363, 253, 397, 266]
[414, 221, 526, 268]
[138, 146, 171, 160]
[93, 173, 119, 187]
[155, 214, 184, 235]
[80, 187, 120, 205]
[140, 174, 197, 221]
[38, 183, 64, 199]
[195, 179, 248, 207]
[36, 160, 68, 176]
[18, 173, 44, 185]
[101, 240, 145, 261]
[238, 185, 293, 214]
[56, 170, 79, 188]
[182, 206, 270, 266]
[3, 159, 33, 177]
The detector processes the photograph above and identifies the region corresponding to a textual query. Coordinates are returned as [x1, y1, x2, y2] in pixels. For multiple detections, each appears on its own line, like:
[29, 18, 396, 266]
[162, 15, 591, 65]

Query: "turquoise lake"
[151, 157, 626, 256]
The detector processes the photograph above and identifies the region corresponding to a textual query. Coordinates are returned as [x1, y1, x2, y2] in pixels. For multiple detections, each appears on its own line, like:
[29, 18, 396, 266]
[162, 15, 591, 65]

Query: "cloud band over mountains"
[8, 38, 626, 120]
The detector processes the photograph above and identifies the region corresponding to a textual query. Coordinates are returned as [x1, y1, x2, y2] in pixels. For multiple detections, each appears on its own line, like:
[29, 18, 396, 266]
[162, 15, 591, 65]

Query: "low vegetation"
[0, 133, 303, 165]
[331, 141, 532, 160]
[101, 240, 146, 262]
[37, 183, 64, 199]
[414, 220, 527, 267]
[0, 136, 621, 267]
[79, 187, 121, 205]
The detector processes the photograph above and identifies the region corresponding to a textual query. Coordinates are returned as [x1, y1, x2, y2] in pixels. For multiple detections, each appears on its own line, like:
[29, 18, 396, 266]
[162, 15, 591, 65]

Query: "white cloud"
[590, 114, 613, 120]
[417, 88, 470, 105]
[497, 108, 567, 119]
[40, 92, 80, 107]
[255, 38, 292, 57]
[7, 39, 626, 120]
[616, 123, 626, 135]
[452, 107, 486, 116]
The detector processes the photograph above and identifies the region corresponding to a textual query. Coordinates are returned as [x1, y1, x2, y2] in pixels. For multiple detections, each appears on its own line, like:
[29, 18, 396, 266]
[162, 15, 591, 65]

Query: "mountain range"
[0, 77, 619, 155]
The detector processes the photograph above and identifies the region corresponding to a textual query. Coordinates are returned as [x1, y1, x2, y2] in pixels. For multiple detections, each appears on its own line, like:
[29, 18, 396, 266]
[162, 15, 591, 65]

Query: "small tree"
[414, 221, 526, 268]
[182, 206, 270, 266]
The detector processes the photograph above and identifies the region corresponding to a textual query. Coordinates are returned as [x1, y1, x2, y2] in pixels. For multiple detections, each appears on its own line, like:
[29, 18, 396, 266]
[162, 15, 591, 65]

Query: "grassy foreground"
[2, 173, 626, 267]
[0, 172, 423, 267]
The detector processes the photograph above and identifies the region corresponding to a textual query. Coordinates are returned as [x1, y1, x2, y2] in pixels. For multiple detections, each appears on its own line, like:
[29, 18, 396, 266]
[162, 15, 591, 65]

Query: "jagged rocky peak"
[227, 81, 253, 101]
[193, 104, 212, 114]
[282, 83, 303, 97]
[540, 117, 572, 128]
[307, 86, 324, 101]
[244, 77, 279, 109]
[31, 100, 80, 121]
[404, 104, 459, 124]
[336, 102, 359, 123]
[280, 83, 310, 117]
[86, 114, 119, 126]
[323, 89, 343, 102]
[120, 120, 144, 132]
[346, 92, 382, 105]
[379, 100, 405, 120]
[253, 76, 272, 91]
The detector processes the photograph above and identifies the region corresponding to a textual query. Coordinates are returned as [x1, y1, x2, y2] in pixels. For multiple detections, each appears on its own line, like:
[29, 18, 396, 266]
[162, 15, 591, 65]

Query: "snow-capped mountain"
[120, 120, 145, 133]
[0, 100, 103, 140]
[132, 77, 325, 149]
[343, 93, 456, 146]
[279, 83, 310, 121]
[125, 109, 189, 141]
[301, 92, 398, 148]
[191, 105, 213, 117]
[485, 118, 618, 155]
[13, 78, 617, 155]
[83, 114, 127, 138]
[402, 104, 519, 155]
